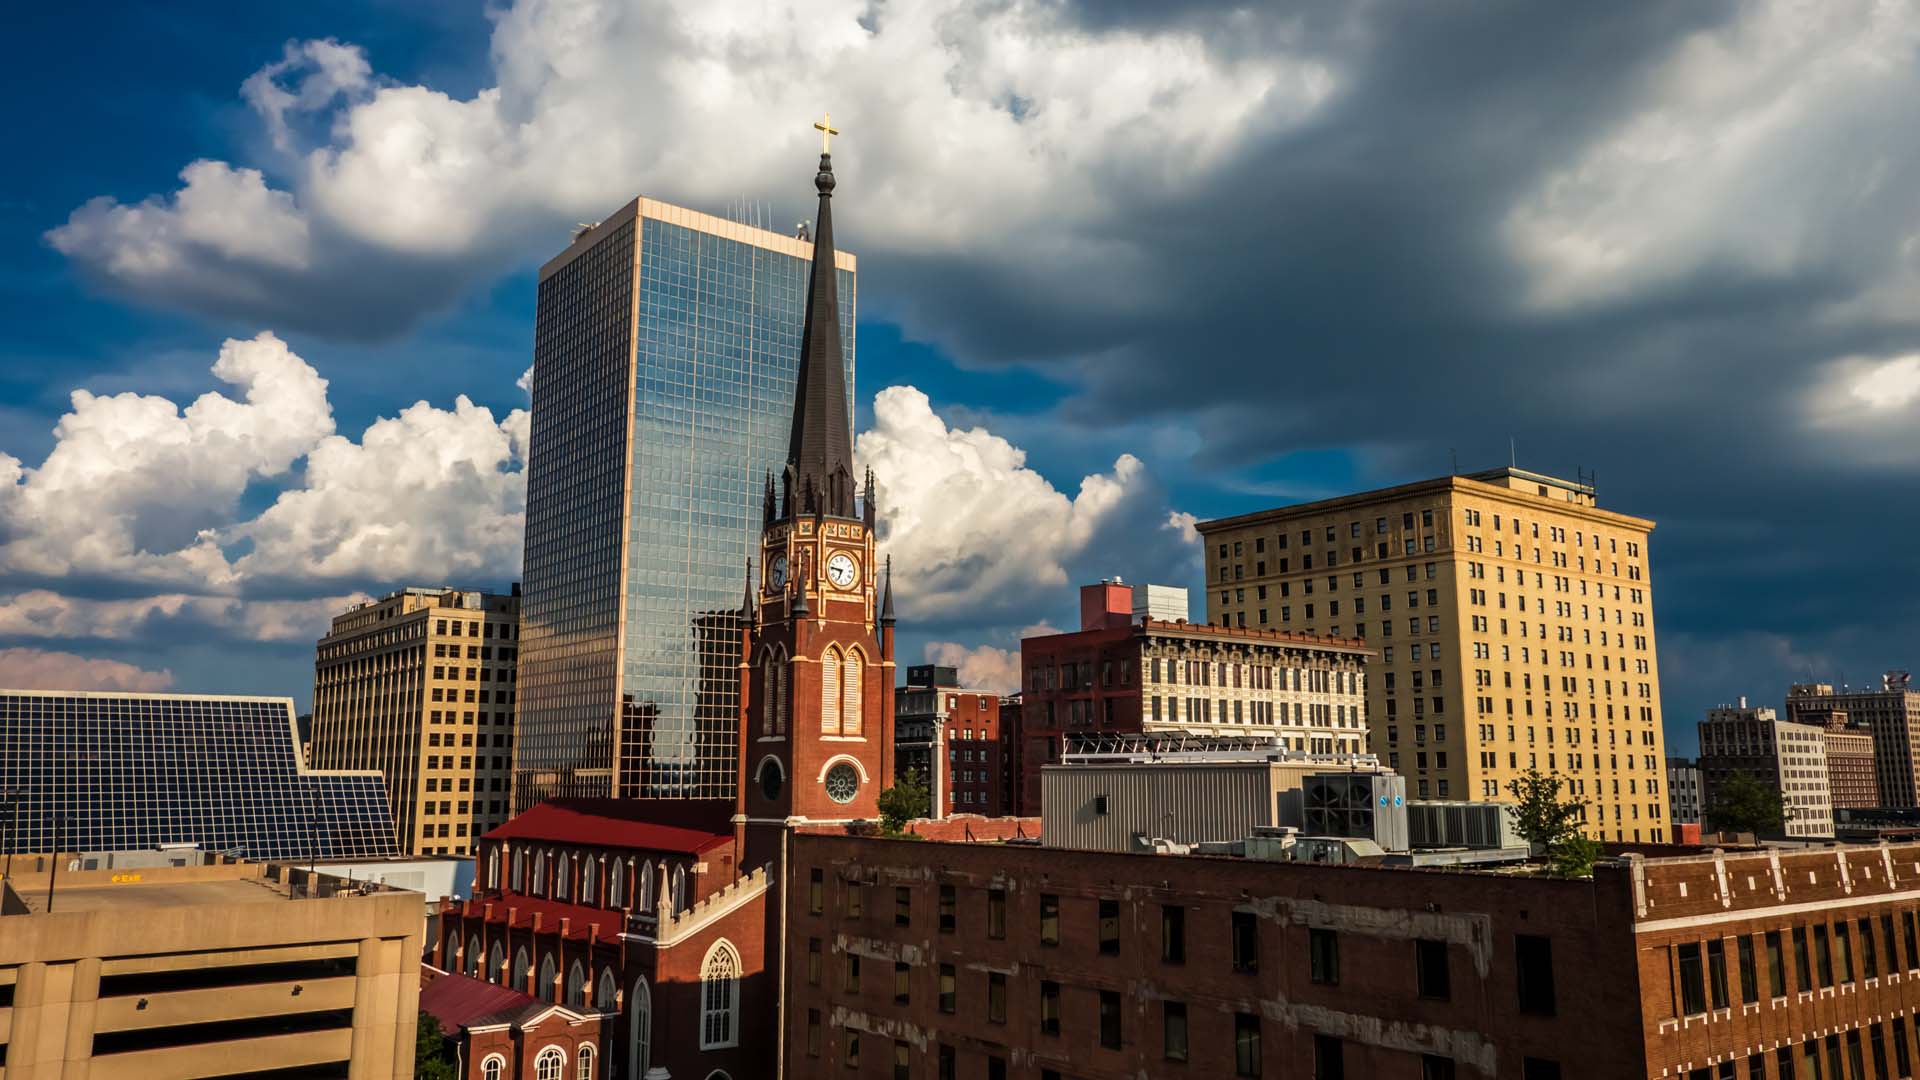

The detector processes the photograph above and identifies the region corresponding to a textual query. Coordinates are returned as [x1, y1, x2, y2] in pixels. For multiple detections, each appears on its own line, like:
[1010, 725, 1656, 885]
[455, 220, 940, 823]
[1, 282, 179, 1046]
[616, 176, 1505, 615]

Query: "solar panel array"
[0, 690, 400, 860]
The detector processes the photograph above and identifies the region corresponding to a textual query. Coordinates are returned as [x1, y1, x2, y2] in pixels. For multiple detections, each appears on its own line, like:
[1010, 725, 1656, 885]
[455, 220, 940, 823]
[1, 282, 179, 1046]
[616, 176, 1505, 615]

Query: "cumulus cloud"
[859, 386, 1196, 625]
[47, 0, 1334, 335]
[0, 647, 174, 692]
[235, 395, 527, 583]
[0, 331, 332, 587]
[0, 590, 368, 644]
[922, 641, 1021, 696]
[0, 332, 526, 652]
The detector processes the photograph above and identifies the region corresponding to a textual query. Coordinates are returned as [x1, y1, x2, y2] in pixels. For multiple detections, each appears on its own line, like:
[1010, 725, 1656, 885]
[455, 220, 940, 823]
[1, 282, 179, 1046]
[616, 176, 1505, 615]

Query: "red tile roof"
[461, 894, 626, 942]
[419, 973, 535, 1034]
[483, 800, 732, 856]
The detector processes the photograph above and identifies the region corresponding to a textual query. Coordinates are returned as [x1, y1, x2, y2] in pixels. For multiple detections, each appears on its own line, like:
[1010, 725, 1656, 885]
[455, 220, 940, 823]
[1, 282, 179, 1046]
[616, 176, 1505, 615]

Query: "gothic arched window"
[610, 858, 625, 908]
[700, 940, 741, 1049]
[842, 648, 864, 737]
[821, 645, 843, 734]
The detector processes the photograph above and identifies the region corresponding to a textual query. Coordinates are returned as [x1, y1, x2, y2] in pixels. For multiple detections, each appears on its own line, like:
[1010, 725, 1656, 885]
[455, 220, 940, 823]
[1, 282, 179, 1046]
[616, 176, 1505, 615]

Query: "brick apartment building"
[895, 665, 1012, 816]
[785, 831, 1920, 1079]
[1015, 581, 1371, 813]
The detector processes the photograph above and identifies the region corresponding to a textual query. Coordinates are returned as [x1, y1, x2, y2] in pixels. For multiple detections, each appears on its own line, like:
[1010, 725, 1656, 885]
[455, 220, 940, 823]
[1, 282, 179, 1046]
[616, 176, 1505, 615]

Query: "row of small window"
[1670, 913, 1920, 1019]
[1150, 658, 1357, 694]
[434, 619, 515, 640]
[430, 688, 516, 704]
[1221, 548, 1446, 582]
[433, 643, 517, 660]
[1691, 1021, 1914, 1080]
[428, 710, 508, 725]
[807, 1006, 1520, 1079]
[429, 666, 517, 683]
[1149, 697, 1360, 728]
[1223, 513, 1436, 556]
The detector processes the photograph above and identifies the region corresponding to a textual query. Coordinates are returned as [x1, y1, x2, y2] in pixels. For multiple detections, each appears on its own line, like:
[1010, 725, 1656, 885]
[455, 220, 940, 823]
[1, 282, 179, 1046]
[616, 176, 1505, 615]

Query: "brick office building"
[1015, 581, 1371, 814]
[895, 665, 1011, 816]
[784, 831, 1920, 1079]
[1788, 676, 1920, 808]
[1791, 704, 1882, 810]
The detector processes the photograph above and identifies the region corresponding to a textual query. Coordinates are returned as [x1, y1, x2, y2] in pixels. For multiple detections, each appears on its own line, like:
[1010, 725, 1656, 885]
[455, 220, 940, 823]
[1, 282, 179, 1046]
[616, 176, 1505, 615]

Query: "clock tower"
[736, 144, 895, 868]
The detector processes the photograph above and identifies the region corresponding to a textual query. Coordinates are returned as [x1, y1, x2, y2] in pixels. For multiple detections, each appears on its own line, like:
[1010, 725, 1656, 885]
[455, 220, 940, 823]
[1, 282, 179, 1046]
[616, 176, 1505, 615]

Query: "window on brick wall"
[1231, 911, 1259, 973]
[1162, 1001, 1188, 1062]
[1416, 939, 1451, 1001]
[1310, 928, 1339, 985]
[1040, 980, 1061, 1036]
[1100, 990, 1122, 1049]
[988, 889, 1006, 939]
[1099, 899, 1121, 955]
[1040, 894, 1060, 946]
[1516, 934, 1556, 1015]
[1234, 1013, 1261, 1077]
[1162, 905, 1185, 964]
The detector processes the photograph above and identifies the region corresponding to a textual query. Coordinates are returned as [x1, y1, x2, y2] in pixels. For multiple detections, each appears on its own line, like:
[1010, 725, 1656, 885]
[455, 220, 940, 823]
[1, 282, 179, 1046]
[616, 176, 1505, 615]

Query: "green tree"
[1707, 770, 1786, 835]
[1505, 767, 1588, 849]
[877, 770, 931, 836]
[1547, 833, 1603, 879]
[415, 1010, 458, 1080]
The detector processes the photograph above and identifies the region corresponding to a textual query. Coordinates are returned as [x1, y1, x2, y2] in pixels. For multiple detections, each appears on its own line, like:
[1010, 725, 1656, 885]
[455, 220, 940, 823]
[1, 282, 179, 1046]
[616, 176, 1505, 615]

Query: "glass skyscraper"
[0, 690, 400, 860]
[516, 198, 856, 808]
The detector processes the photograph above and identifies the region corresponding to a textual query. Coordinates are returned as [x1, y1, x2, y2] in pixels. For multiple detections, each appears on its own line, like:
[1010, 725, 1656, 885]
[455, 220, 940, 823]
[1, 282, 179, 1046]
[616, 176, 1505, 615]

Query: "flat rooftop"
[11, 874, 294, 913]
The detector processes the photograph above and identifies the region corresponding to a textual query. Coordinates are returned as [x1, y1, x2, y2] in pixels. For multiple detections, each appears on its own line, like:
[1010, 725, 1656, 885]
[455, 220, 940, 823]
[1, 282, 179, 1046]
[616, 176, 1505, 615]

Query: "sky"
[5, 0, 1920, 757]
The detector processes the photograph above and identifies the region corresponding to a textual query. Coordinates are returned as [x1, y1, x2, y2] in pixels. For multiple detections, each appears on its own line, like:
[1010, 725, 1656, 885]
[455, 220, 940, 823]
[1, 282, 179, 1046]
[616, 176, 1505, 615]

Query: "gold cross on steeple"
[813, 112, 840, 153]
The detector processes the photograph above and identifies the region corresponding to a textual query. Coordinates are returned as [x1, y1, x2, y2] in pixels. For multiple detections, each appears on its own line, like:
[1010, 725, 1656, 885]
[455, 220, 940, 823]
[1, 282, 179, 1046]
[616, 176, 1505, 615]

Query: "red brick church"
[432, 144, 896, 1080]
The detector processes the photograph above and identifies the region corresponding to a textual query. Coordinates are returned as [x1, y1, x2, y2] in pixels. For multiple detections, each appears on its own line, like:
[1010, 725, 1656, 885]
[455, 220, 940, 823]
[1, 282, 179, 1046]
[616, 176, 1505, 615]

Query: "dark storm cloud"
[877, 0, 1920, 736]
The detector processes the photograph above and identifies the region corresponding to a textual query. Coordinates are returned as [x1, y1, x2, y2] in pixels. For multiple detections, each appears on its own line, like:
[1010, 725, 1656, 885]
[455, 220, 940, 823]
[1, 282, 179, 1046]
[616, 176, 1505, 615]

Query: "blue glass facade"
[0, 690, 400, 859]
[517, 202, 855, 807]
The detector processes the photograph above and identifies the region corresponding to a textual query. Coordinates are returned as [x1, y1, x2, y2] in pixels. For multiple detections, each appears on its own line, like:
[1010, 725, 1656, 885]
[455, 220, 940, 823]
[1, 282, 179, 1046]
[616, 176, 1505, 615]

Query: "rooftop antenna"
[1509, 437, 1516, 469]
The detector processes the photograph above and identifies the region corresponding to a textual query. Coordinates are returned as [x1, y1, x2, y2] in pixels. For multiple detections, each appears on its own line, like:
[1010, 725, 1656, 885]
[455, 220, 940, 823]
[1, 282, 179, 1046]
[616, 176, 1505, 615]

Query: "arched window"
[481, 1055, 506, 1080]
[630, 977, 652, 1078]
[467, 936, 482, 977]
[842, 648, 864, 736]
[637, 863, 654, 910]
[490, 941, 505, 983]
[700, 939, 741, 1049]
[487, 848, 499, 889]
[577, 1044, 595, 1080]
[540, 954, 558, 1003]
[821, 645, 842, 733]
[512, 849, 525, 891]
[610, 858, 625, 908]
[567, 960, 586, 1009]
[670, 865, 686, 913]
[596, 967, 617, 1011]
[514, 947, 529, 989]
[555, 854, 571, 901]
[761, 651, 776, 734]
[535, 1047, 565, 1080]
[581, 857, 596, 906]
[777, 656, 789, 734]
[532, 850, 545, 895]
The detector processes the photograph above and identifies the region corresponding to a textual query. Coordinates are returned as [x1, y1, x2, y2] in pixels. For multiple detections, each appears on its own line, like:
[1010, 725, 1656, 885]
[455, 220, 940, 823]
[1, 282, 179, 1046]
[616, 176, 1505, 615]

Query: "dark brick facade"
[784, 833, 1920, 1079]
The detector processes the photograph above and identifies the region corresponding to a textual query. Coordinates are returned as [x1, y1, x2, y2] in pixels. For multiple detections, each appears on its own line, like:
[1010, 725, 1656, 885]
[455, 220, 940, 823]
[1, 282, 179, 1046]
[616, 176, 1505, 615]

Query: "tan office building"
[1197, 467, 1669, 841]
[0, 859, 421, 1079]
[312, 587, 520, 856]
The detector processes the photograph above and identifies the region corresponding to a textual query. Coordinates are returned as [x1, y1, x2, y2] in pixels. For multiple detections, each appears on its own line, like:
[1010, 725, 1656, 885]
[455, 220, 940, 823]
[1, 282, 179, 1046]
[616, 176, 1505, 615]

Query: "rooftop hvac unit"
[1302, 773, 1408, 852]
[1406, 801, 1521, 850]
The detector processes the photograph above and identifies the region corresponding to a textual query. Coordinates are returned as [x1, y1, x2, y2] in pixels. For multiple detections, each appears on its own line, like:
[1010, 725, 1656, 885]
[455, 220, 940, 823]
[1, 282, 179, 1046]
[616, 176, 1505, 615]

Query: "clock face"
[824, 762, 860, 804]
[826, 552, 858, 590]
[768, 554, 788, 589]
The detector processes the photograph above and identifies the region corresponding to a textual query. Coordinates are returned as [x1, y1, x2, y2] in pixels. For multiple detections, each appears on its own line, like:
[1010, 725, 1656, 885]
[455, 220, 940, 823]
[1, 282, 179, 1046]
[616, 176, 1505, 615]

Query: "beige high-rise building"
[312, 586, 520, 856]
[1196, 467, 1669, 841]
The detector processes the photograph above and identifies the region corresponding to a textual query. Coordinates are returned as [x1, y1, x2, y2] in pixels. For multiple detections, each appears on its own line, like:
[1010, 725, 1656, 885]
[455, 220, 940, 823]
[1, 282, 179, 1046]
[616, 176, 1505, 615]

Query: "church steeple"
[782, 148, 856, 519]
